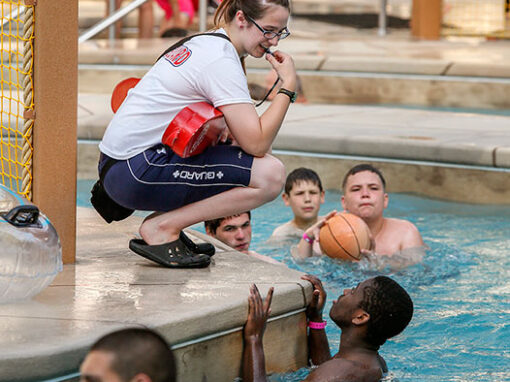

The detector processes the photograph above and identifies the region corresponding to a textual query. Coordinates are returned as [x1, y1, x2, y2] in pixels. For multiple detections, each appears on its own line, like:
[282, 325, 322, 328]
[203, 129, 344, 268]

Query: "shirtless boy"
[295, 164, 424, 259]
[242, 274, 414, 381]
[270, 168, 324, 240]
[205, 212, 281, 265]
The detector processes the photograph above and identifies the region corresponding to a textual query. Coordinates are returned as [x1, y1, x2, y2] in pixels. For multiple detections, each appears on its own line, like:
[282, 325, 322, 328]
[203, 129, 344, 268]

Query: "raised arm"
[294, 211, 336, 260]
[219, 51, 296, 157]
[301, 274, 332, 366]
[243, 284, 274, 382]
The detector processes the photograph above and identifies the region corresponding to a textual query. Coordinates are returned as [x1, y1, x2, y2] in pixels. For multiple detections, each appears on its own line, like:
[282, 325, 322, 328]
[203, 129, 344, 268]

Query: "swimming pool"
[77, 181, 510, 381]
[251, 192, 510, 382]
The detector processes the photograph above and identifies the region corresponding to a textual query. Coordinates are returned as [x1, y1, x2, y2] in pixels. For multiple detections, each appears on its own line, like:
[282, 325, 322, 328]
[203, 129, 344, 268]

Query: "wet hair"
[284, 167, 323, 194]
[90, 328, 176, 382]
[204, 211, 252, 235]
[341, 164, 386, 191]
[359, 276, 413, 347]
[214, 0, 291, 26]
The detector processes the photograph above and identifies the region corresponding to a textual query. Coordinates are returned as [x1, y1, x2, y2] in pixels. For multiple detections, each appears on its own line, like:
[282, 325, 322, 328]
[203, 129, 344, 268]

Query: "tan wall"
[275, 154, 510, 205]
[172, 312, 308, 381]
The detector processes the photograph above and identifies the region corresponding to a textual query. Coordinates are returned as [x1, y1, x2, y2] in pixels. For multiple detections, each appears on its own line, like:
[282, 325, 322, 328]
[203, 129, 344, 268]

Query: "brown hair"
[342, 163, 386, 192]
[204, 211, 251, 235]
[214, 0, 291, 27]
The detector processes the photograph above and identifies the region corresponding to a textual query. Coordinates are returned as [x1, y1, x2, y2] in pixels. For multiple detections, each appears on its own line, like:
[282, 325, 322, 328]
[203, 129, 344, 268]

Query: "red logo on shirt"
[165, 46, 192, 67]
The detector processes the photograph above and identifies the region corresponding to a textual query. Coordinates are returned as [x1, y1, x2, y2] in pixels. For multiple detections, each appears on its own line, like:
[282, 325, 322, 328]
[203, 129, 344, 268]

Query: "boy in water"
[242, 274, 414, 382]
[294, 164, 425, 260]
[205, 212, 281, 265]
[270, 168, 324, 240]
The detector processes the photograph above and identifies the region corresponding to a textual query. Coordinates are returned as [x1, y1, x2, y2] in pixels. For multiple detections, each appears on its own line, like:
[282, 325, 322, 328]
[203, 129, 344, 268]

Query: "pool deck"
[78, 14, 510, 175]
[0, 207, 311, 381]
[77, 16, 510, 204]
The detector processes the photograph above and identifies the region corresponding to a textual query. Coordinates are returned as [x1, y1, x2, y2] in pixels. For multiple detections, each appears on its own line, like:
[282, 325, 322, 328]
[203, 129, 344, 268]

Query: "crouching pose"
[243, 275, 413, 381]
[96, 0, 297, 268]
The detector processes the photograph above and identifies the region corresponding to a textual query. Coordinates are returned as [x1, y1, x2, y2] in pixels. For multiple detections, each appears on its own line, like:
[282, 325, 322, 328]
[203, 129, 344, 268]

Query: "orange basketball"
[319, 213, 371, 261]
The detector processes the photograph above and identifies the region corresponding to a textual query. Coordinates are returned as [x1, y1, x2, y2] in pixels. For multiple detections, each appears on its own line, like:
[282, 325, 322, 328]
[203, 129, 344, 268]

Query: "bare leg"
[138, 0, 154, 38]
[139, 154, 285, 245]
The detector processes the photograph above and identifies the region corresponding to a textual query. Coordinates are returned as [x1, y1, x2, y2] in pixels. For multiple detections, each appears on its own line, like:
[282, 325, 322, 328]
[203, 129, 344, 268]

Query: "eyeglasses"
[246, 15, 290, 40]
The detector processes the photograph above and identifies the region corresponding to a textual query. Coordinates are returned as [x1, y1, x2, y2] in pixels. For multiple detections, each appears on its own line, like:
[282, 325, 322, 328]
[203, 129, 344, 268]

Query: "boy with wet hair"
[80, 327, 176, 382]
[242, 274, 414, 382]
[270, 168, 325, 240]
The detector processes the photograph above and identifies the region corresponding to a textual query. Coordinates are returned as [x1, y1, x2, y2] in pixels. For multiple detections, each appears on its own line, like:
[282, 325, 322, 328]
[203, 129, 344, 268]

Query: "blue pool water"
[254, 192, 510, 382]
[77, 181, 510, 381]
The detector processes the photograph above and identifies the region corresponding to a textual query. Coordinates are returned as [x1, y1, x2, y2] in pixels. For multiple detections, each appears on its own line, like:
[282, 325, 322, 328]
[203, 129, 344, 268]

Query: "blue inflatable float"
[0, 183, 62, 303]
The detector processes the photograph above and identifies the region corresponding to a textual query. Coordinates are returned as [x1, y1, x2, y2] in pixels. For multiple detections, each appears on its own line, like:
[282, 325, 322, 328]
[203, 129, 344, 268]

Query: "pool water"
[252, 192, 510, 382]
[77, 181, 510, 381]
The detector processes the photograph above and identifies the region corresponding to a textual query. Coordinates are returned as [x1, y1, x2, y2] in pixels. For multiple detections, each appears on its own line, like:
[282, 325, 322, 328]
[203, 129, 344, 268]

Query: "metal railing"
[379, 0, 388, 36]
[78, 0, 390, 44]
[79, 0, 210, 44]
[79, 0, 149, 43]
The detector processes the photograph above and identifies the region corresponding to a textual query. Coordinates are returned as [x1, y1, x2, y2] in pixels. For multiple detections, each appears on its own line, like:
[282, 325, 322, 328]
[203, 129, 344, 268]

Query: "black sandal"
[180, 231, 215, 257]
[129, 238, 211, 268]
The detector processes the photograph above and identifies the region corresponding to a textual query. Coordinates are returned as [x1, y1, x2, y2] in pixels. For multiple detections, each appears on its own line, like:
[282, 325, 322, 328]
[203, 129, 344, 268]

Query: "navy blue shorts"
[100, 144, 254, 212]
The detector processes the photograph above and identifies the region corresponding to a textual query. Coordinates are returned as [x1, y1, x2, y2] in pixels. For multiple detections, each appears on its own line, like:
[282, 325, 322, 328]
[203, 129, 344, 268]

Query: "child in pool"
[243, 274, 414, 382]
[270, 167, 325, 240]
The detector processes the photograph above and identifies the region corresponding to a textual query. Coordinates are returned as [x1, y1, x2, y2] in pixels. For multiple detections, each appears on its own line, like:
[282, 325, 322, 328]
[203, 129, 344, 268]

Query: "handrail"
[378, 0, 388, 36]
[78, 0, 149, 44]
[79, 0, 209, 44]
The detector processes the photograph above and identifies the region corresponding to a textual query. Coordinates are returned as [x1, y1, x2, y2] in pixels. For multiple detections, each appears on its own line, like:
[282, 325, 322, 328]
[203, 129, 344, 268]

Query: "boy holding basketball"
[294, 164, 424, 260]
[269, 168, 325, 240]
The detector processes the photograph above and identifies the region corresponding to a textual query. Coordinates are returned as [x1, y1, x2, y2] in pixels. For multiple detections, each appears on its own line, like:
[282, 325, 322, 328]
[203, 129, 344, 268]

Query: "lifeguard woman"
[97, 0, 296, 267]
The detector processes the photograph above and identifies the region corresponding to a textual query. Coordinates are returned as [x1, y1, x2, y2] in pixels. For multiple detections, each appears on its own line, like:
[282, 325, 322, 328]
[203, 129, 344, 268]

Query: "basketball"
[319, 213, 371, 261]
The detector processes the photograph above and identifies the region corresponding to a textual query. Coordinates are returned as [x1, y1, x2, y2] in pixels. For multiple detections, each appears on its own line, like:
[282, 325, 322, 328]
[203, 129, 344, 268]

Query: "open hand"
[301, 274, 326, 322]
[244, 284, 274, 341]
[303, 210, 337, 243]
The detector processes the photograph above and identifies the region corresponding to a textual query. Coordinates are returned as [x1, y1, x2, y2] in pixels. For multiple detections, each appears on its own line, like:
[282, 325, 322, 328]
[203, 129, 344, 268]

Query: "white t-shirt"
[99, 29, 252, 160]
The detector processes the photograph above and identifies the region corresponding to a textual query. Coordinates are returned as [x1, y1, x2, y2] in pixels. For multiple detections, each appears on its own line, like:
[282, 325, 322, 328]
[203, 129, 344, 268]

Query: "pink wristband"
[303, 232, 314, 244]
[308, 320, 327, 330]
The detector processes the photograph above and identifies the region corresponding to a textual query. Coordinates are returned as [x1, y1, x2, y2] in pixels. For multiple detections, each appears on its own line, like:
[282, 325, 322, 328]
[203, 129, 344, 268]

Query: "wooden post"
[32, 0, 78, 264]
[411, 0, 443, 40]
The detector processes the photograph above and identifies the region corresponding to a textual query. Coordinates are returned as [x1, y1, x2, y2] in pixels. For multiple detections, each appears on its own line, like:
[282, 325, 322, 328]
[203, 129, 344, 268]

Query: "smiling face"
[341, 170, 388, 222]
[237, 5, 290, 58]
[208, 213, 252, 254]
[283, 180, 324, 224]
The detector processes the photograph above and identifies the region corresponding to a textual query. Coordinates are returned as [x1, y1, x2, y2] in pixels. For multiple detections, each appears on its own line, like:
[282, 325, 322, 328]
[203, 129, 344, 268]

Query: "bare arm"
[294, 211, 336, 260]
[243, 285, 274, 382]
[301, 275, 332, 366]
[219, 51, 296, 157]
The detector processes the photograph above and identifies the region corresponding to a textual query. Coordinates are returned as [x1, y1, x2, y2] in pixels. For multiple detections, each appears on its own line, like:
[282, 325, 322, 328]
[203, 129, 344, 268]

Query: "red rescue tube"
[162, 102, 225, 158]
[111, 77, 141, 113]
